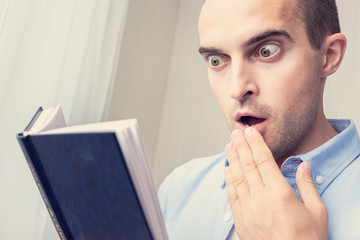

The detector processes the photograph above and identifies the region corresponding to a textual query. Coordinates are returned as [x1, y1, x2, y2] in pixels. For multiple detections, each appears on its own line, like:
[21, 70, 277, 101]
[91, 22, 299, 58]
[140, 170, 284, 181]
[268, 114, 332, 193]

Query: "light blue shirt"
[158, 119, 360, 240]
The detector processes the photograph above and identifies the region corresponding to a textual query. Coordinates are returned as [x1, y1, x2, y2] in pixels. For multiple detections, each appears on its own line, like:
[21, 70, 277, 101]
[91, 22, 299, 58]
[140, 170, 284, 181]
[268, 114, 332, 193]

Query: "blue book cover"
[17, 106, 167, 240]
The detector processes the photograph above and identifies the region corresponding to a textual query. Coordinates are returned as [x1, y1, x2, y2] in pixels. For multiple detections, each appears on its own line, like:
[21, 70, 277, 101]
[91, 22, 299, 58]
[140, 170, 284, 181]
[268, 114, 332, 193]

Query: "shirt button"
[224, 212, 232, 222]
[316, 176, 323, 184]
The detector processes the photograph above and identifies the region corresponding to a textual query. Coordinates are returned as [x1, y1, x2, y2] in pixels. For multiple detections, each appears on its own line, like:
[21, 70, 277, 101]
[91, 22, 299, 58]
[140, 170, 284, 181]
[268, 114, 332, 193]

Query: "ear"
[320, 33, 347, 78]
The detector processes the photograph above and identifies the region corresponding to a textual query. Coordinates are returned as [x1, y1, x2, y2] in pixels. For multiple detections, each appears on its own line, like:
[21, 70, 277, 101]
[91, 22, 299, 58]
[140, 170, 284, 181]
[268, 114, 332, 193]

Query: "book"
[17, 106, 168, 240]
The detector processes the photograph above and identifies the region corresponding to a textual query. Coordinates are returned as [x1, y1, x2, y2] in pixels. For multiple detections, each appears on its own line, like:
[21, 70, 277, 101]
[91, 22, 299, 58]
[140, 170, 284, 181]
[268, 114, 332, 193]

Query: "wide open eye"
[258, 44, 280, 58]
[208, 55, 226, 67]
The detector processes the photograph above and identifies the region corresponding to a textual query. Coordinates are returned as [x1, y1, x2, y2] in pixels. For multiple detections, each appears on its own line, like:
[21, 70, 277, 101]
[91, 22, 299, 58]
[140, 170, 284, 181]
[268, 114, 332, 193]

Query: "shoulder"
[157, 152, 226, 215]
[157, 153, 231, 239]
[324, 149, 360, 239]
[168, 152, 226, 180]
[159, 152, 226, 191]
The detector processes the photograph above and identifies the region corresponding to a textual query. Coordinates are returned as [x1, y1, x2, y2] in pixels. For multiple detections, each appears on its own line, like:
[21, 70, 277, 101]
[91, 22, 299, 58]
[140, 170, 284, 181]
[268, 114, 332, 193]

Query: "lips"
[233, 112, 268, 132]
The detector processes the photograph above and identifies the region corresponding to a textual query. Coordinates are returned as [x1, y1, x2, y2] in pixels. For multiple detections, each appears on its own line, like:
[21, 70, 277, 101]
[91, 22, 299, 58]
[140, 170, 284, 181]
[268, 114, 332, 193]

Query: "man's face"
[198, 0, 324, 164]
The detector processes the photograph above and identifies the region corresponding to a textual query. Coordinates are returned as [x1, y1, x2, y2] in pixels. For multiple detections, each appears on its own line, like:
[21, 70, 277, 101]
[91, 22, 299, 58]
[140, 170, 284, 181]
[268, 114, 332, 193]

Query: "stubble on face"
[273, 59, 323, 163]
[226, 58, 323, 166]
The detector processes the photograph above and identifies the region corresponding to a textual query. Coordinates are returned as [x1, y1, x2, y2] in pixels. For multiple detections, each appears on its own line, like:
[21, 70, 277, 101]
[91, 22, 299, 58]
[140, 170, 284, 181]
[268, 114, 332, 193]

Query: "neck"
[277, 113, 337, 168]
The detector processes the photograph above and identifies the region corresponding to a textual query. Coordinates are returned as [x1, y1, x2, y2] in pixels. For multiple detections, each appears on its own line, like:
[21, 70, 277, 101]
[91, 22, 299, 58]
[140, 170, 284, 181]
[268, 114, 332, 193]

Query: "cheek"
[210, 80, 228, 111]
[208, 74, 234, 117]
[258, 54, 318, 107]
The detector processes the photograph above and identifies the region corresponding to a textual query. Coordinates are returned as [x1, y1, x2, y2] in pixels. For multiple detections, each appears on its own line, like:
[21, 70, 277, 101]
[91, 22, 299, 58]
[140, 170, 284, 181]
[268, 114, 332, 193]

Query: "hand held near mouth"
[224, 127, 328, 240]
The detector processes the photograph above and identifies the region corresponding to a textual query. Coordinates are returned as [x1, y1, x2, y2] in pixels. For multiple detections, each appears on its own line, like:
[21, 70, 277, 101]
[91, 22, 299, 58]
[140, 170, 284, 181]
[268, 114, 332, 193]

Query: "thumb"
[296, 162, 323, 209]
[296, 162, 329, 239]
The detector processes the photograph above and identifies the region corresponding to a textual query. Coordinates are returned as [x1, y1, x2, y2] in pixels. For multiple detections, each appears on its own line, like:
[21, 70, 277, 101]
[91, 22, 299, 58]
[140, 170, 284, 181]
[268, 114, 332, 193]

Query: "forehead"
[198, 0, 302, 46]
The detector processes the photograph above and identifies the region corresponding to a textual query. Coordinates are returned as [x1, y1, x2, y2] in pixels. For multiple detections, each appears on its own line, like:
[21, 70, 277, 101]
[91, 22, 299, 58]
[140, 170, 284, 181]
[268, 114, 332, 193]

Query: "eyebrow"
[198, 29, 294, 55]
[242, 29, 294, 48]
[198, 47, 222, 55]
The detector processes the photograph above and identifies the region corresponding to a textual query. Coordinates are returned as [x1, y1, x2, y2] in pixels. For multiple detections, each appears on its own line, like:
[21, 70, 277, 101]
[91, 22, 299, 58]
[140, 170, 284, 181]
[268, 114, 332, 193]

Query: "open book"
[17, 106, 168, 240]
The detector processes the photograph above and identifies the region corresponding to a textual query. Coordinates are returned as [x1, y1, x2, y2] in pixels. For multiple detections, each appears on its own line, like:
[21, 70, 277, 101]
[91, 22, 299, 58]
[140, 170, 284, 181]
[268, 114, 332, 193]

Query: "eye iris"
[210, 57, 220, 66]
[260, 47, 271, 57]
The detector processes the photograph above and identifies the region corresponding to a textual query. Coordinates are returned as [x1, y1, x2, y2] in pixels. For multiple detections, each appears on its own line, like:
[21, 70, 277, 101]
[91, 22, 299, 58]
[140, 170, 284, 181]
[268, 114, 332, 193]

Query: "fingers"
[224, 166, 245, 232]
[296, 162, 328, 233]
[296, 162, 327, 213]
[224, 166, 242, 212]
[226, 127, 288, 202]
[230, 129, 264, 190]
[243, 127, 285, 186]
[225, 142, 249, 198]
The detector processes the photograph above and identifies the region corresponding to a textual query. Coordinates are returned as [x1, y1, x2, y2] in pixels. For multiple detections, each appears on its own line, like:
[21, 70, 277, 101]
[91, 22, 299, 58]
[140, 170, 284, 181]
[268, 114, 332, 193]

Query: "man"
[158, 0, 360, 239]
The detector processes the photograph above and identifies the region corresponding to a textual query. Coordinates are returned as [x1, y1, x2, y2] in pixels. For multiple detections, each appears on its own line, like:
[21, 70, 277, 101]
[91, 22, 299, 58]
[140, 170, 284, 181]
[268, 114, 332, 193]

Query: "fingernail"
[225, 143, 234, 154]
[302, 162, 311, 174]
[244, 127, 255, 138]
[231, 129, 241, 140]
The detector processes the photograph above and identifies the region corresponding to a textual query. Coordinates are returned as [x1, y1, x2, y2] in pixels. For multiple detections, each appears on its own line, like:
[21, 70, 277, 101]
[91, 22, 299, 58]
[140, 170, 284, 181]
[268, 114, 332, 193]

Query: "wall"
[152, 0, 229, 187]
[324, 1, 360, 124]
[107, 0, 180, 165]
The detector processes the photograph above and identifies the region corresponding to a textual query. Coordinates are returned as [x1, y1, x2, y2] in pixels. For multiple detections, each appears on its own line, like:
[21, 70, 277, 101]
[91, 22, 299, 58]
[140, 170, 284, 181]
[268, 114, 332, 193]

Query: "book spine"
[17, 134, 68, 240]
[24, 107, 43, 131]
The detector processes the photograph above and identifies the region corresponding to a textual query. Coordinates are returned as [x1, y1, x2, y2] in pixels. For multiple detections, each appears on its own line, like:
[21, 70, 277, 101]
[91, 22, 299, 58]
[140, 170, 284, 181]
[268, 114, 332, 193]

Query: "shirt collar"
[283, 119, 360, 194]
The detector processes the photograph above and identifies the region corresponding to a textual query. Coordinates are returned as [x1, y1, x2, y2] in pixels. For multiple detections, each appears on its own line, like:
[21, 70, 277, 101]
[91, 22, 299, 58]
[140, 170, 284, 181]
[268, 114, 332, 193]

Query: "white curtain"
[0, 0, 128, 239]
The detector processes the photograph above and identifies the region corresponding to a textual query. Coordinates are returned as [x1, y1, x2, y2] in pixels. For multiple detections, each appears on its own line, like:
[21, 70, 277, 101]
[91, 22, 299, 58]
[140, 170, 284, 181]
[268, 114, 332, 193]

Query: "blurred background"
[0, 0, 359, 239]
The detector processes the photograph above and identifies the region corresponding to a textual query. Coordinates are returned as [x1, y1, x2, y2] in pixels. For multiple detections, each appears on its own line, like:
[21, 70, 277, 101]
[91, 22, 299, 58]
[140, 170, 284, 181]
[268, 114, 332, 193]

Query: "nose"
[229, 60, 258, 102]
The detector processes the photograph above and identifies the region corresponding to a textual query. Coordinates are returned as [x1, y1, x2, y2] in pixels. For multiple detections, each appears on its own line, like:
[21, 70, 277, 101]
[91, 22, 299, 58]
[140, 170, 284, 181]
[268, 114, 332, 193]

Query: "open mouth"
[240, 116, 266, 127]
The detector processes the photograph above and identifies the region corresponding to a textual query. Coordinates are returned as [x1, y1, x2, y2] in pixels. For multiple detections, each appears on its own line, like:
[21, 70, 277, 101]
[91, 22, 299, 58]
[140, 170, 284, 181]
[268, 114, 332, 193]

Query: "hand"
[224, 127, 328, 240]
